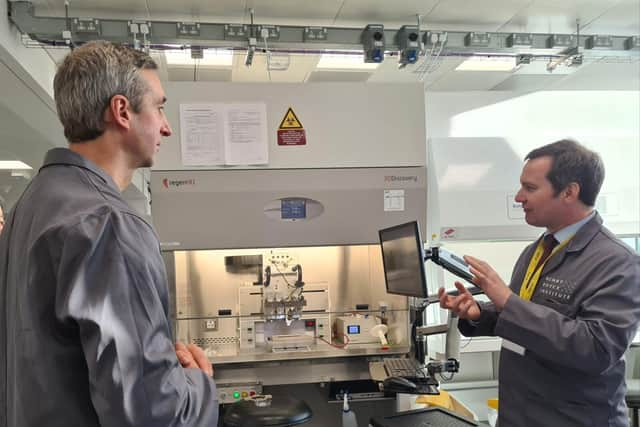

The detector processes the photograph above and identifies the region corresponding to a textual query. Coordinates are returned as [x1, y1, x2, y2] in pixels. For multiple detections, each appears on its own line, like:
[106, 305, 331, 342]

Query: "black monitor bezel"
[378, 220, 428, 298]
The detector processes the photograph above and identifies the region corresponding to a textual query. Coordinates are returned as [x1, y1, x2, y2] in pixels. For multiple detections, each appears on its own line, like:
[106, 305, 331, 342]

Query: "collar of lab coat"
[541, 212, 602, 274]
[40, 147, 120, 192]
[563, 211, 602, 253]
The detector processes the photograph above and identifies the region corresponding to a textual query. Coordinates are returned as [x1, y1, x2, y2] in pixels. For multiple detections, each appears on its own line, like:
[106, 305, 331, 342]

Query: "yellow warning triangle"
[279, 107, 303, 129]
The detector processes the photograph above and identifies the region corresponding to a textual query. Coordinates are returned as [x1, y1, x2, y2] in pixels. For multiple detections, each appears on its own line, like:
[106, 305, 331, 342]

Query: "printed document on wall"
[179, 103, 268, 166]
[224, 103, 269, 165]
[180, 104, 225, 166]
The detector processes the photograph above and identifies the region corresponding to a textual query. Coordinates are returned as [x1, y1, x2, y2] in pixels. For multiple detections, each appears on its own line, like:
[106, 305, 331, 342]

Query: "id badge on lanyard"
[519, 236, 572, 301]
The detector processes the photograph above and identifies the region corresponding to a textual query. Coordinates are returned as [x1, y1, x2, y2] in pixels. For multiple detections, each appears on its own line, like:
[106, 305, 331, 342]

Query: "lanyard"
[519, 235, 572, 301]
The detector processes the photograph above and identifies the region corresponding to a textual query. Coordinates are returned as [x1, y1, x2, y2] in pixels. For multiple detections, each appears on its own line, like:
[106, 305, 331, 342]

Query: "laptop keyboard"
[383, 357, 423, 377]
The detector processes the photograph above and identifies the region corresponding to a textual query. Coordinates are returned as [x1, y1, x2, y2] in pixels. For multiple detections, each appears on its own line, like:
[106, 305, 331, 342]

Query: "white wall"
[426, 90, 640, 238]
[0, 2, 63, 170]
[0, 1, 56, 102]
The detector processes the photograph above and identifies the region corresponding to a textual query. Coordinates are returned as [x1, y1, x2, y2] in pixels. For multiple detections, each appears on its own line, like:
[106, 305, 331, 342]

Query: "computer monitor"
[378, 221, 427, 298]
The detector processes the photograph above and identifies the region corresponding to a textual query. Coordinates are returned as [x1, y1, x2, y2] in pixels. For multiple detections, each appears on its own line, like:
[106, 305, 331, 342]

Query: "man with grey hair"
[0, 41, 218, 426]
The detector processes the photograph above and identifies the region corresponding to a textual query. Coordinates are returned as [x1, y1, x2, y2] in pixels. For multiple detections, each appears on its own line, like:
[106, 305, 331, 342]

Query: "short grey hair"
[53, 41, 158, 143]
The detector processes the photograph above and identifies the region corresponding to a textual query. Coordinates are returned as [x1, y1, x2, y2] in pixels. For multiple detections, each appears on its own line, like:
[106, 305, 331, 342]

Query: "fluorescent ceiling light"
[317, 53, 380, 70]
[0, 160, 32, 170]
[164, 49, 233, 66]
[455, 56, 517, 72]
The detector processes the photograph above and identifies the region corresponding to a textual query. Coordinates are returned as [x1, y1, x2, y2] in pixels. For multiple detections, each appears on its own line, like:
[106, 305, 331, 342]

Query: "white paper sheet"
[179, 104, 225, 166]
[223, 103, 269, 165]
[384, 189, 405, 211]
[179, 103, 268, 166]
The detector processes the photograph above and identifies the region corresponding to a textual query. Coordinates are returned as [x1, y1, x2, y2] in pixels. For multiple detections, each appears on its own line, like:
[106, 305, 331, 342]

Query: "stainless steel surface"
[213, 355, 400, 386]
[238, 314, 331, 350]
[173, 245, 407, 316]
[211, 342, 410, 364]
[170, 243, 410, 367]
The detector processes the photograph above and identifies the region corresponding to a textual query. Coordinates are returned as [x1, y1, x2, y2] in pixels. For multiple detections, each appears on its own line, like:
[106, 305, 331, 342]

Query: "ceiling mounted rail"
[9, 1, 640, 59]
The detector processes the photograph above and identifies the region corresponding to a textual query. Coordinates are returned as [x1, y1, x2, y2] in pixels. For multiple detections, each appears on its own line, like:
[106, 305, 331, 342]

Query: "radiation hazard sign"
[277, 107, 306, 145]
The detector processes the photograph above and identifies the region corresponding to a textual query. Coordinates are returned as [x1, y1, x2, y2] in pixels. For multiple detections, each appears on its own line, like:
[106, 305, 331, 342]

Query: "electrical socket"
[204, 319, 218, 330]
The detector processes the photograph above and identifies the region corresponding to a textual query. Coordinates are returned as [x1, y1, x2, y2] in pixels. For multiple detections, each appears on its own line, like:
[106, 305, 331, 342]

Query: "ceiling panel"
[133, 0, 346, 25]
[490, 74, 568, 91]
[548, 58, 640, 90]
[366, 55, 465, 84]
[231, 52, 320, 83]
[423, 0, 532, 32]
[147, 0, 246, 22]
[367, 59, 420, 83]
[237, 0, 345, 26]
[498, 0, 622, 34]
[426, 69, 514, 91]
[334, 0, 439, 27]
[418, 57, 467, 87]
[168, 67, 232, 82]
[306, 70, 372, 82]
[270, 53, 321, 83]
[580, 0, 640, 35]
[230, 52, 270, 82]
[34, 0, 152, 19]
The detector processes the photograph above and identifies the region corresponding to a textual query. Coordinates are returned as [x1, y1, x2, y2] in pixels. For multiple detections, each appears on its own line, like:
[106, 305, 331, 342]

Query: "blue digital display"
[281, 199, 306, 219]
[347, 325, 360, 334]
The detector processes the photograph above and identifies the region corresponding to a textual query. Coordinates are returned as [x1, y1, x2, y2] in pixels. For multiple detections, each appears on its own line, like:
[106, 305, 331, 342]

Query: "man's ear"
[563, 182, 581, 203]
[104, 94, 132, 130]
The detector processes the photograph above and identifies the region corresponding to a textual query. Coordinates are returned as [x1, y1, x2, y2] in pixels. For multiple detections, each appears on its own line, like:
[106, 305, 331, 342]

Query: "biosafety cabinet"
[150, 82, 431, 397]
[151, 167, 426, 378]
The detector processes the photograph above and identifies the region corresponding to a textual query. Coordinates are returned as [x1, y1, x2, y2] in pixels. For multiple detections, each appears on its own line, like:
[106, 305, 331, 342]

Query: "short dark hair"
[525, 139, 604, 206]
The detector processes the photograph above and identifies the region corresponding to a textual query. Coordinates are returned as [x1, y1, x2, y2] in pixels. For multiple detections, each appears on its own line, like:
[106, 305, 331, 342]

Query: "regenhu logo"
[162, 178, 196, 189]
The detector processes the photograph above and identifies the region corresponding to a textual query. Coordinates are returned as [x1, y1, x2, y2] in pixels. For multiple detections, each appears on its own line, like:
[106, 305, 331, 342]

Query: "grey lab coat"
[0, 148, 218, 427]
[460, 213, 640, 427]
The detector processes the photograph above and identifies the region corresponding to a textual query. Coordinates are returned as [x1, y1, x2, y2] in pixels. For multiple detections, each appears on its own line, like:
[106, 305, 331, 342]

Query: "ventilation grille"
[193, 336, 238, 346]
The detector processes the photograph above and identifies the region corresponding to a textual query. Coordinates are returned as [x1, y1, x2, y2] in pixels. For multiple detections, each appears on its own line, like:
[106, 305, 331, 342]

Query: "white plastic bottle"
[342, 393, 358, 427]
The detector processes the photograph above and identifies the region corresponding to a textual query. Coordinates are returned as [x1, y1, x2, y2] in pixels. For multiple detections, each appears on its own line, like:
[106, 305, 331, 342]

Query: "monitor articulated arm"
[422, 246, 483, 304]
[414, 245, 486, 382]
[414, 312, 461, 377]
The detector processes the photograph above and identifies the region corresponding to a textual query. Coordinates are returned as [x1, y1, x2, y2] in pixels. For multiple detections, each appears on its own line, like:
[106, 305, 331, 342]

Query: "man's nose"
[514, 190, 525, 203]
[161, 120, 172, 137]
